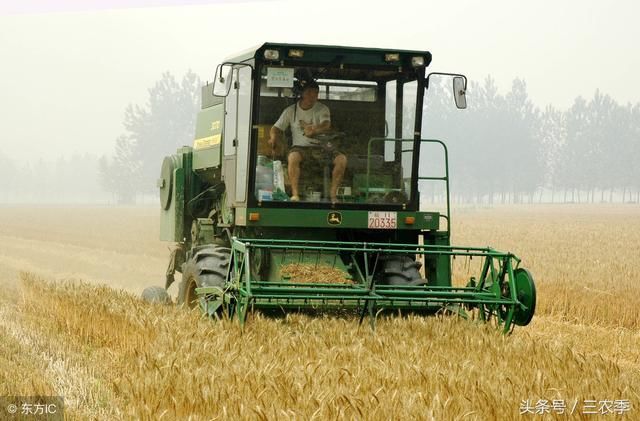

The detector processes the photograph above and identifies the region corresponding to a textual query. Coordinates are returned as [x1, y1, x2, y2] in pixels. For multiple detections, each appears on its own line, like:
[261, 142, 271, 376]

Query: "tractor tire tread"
[177, 246, 230, 308]
[380, 255, 428, 286]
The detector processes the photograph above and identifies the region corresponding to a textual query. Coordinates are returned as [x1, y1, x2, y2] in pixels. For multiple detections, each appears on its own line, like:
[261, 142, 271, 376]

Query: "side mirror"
[213, 63, 233, 97]
[453, 76, 467, 109]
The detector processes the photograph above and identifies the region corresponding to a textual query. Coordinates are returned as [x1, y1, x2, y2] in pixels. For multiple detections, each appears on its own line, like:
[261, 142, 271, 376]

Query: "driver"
[268, 80, 347, 202]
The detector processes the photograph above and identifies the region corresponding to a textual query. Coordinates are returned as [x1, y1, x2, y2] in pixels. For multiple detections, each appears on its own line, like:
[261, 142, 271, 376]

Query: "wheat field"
[0, 205, 638, 420]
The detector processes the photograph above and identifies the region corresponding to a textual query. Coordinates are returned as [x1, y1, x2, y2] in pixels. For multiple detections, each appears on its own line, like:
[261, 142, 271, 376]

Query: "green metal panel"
[193, 146, 221, 171]
[421, 232, 451, 287]
[245, 208, 438, 230]
[201, 84, 223, 109]
[160, 166, 185, 242]
[193, 105, 224, 150]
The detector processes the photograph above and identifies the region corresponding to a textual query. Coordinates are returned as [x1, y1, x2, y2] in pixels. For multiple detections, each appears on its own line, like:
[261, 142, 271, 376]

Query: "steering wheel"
[309, 131, 346, 153]
[312, 132, 346, 142]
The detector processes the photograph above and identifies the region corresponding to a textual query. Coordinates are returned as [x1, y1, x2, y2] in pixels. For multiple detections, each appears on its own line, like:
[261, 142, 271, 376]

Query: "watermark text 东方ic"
[1, 396, 64, 420]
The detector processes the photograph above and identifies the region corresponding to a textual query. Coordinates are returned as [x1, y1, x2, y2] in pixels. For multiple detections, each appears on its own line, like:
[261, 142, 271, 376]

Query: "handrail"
[364, 137, 451, 234]
[419, 139, 450, 234]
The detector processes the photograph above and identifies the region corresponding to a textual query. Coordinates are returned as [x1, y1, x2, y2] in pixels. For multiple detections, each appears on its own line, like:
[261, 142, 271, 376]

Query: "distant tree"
[557, 97, 589, 202]
[98, 155, 115, 198]
[99, 135, 141, 204]
[100, 71, 201, 202]
[540, 105, 566, 202]
[460, 76, 506, 203]
[430, 77, 544, 204]
[585, 90, 618, 202]
[422, 78, 640, 205]
[503, 79, 543, 203]
[421, 76, 545, 204]
[92, 70, 639, 206]
[558, 91, 627, 203]
[422, 76, 499, 203]
[125, 71, 201, 193]
[0, 152, 16, 201]
[621, 103, 640, 202]
[73, 153, 102, 202]
[420, 78, 459, 202]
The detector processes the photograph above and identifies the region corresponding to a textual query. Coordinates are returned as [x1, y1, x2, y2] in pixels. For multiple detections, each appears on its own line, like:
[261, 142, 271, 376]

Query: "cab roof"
[224, 42, 433, 68]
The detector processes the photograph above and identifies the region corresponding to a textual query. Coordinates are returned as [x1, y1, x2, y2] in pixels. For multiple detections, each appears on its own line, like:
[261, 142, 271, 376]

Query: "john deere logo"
[327, 212, 342, 225]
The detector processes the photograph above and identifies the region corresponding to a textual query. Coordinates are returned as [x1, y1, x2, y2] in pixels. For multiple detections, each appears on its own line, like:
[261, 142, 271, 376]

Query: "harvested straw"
[280, 263, 352, 284]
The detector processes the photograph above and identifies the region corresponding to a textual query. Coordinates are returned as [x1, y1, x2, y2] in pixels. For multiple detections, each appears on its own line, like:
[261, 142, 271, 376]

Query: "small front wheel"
[141, 285, 172, 304]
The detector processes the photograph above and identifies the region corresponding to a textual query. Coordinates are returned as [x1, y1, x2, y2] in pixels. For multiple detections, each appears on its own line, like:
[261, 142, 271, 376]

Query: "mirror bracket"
[425, 72, 468, 109]
[213, 62, 254, 97]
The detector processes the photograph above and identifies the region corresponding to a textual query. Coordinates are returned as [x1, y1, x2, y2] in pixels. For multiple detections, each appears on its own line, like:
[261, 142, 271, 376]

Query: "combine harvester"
[142, 43, 536, 332]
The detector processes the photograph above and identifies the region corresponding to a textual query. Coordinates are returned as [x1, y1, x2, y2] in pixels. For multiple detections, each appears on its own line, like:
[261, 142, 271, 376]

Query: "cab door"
[222, 65, 253, 209]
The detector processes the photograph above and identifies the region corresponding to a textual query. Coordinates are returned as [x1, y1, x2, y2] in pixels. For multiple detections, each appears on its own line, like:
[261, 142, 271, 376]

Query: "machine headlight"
[288, 49, 304, 58]
[264, 49, 280, 60]
[384, 53, 400, 62]
[411, 56, 425, 67]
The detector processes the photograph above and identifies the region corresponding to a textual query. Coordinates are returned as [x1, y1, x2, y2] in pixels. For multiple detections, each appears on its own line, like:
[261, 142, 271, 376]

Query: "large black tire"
[141, 285, 172, 304]
[178, 246, 230, 309]
[379, 255, 427, 286]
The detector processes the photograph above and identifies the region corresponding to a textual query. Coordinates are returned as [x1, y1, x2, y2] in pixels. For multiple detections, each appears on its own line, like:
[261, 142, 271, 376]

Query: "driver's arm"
[303, 119, 331, 137]
[268, 107, 290, 148]
[268, 126, 284, 148]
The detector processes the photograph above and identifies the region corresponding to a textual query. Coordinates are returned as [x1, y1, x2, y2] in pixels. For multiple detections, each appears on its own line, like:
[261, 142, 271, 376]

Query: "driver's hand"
[304, 126, 315, 137]
[300, 121, 315, 137]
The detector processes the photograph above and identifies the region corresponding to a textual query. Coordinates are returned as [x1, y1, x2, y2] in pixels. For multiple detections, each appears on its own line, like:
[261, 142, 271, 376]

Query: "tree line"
[98, 71, 201, 203]
[1, 72, 638, 204]
[0, 152, 106, 203]
[422, 77, 640, 204]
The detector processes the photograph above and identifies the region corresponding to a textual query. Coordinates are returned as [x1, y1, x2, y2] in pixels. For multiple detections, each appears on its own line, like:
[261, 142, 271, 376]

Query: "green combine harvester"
[142, 43, 536, 332]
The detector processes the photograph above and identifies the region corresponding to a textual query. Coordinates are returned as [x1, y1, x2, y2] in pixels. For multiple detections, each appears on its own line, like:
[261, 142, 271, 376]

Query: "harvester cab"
[144, 43, 536, 332]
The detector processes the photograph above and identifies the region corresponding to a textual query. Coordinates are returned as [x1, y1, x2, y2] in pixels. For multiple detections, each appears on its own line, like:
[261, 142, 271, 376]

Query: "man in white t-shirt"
[268, 80, 347, 202]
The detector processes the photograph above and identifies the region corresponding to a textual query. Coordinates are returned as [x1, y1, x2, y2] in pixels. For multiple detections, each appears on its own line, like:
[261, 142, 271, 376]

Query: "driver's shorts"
[288, 146, 345, 162]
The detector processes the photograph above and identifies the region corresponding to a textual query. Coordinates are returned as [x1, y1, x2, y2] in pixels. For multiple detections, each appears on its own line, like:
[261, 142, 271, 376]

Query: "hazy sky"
[1, 0, 639, 161]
